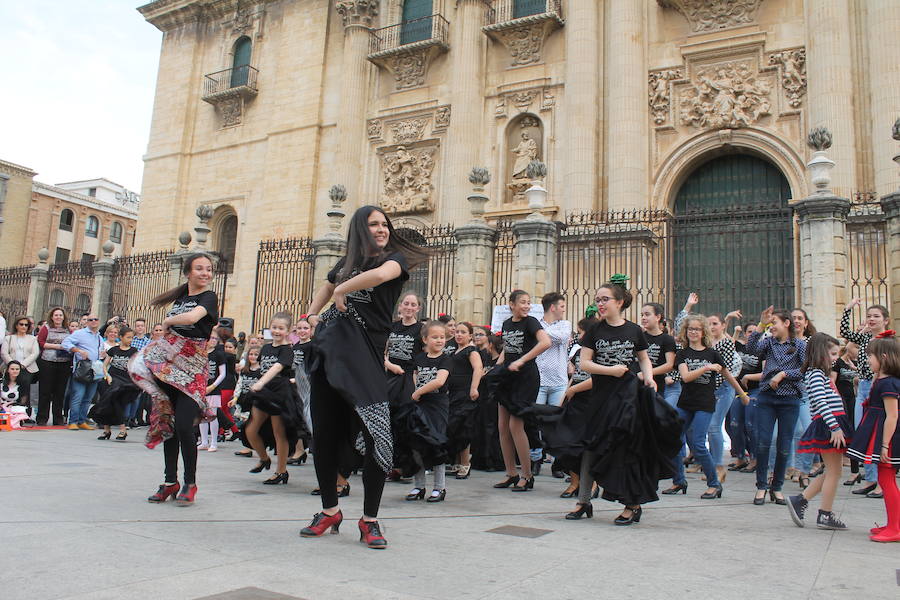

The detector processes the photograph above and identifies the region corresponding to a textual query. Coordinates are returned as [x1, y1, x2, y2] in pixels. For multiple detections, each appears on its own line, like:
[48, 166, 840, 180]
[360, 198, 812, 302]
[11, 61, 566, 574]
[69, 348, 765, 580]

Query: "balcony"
[367, 15, 450, 90]
[201, 66, 259, 127]
[482, 1, 564, 66]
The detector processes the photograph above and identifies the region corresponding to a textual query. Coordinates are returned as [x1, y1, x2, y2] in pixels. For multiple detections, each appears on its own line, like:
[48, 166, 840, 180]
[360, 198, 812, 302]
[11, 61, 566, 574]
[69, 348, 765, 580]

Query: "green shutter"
[514, 0, 545, 19]
[400, 0, 433, 45]
[231, 37, 252, 87]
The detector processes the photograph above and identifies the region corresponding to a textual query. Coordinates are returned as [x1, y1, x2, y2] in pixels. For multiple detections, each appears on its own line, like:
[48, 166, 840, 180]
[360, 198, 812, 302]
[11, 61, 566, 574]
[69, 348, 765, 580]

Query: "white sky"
[0, 1, 161, 192]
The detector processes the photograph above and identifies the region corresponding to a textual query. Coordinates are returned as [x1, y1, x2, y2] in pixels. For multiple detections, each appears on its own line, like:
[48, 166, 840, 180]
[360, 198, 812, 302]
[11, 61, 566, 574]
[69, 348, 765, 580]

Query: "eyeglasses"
[687, 327, 703, 333]
[86, 318, 99, 322]
[595, 296, 614, 304]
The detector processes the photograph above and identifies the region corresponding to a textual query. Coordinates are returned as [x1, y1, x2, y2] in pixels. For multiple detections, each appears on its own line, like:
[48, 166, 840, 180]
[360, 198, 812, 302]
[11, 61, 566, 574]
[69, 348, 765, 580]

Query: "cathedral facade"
[135, 0, 900, 329]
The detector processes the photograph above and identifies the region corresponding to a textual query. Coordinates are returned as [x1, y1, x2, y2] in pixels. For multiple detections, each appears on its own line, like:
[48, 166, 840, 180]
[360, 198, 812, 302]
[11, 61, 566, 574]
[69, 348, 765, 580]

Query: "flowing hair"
[677, 315, 713, 349]
[801, 332, 840, 373]
[151, 252, 215, 307]
[336, 206, 430, 283]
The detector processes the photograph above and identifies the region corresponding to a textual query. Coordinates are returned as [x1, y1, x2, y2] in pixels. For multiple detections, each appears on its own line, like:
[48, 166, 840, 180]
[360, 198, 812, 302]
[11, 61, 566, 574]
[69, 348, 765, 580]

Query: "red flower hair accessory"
[494, 331, 502, 337]
[876, 330, 896, 339]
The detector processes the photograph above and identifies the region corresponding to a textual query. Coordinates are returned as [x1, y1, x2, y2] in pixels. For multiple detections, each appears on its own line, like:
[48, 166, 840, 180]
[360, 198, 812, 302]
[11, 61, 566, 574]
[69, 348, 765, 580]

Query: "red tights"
[871, 463, 900, 542]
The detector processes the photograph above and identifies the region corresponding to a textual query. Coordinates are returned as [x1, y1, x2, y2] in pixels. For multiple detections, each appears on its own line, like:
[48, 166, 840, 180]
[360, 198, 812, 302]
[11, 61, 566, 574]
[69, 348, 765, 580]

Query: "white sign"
[490, 304, 546, 333]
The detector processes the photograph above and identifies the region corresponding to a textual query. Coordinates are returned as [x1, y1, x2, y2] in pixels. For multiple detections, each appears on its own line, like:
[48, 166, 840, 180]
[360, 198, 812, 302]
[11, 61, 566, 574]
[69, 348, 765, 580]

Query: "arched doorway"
[215, 213, 238, 274]
[230, 36, 252, 87]
[672, 153, 794, 316]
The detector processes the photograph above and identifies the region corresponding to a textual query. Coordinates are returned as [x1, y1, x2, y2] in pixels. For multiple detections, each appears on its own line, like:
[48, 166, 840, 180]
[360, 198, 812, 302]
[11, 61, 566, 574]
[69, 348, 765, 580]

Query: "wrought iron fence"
[484, 0, 562, 25]
[491, 219, 517, 310]
[109, 250, 173, 327]
[558, 210, 671, 323]
[369, 14, 450, 54]
[846, 192, 889, 328]
[47, 259, 95, 319]
[396, 224, 457, 318]
[203, 65, 259, 97]
[0, 265, 34, 324]
[251, 238, 315, 331]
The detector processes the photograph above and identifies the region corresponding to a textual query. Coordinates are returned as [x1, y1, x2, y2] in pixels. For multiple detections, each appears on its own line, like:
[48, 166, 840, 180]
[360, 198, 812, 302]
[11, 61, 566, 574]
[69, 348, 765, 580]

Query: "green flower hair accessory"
[585, 304, 599, 319]
[609, 273, 630, 287]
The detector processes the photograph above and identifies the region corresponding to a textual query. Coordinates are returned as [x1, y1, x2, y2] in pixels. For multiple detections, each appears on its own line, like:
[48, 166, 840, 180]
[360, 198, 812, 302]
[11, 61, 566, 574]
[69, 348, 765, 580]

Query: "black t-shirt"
[442, 340, 458, 356]
[386, 321, 423, 372]
[222, 352, 237, 391]
[327, 252, 410, 352]
[580, 320, 648, 374]
[106, 346, 137, 386]
[676, 346, 726, 412]
[570, 345, 590, 384]
[833, 357, 856, 408]
[167, 290, 218, 339]
[207, 346, 227, 390]
[239, 366, 261, 395]
[258, 343, 294, 383]
[292, 340, 313, 374]
[502, 316, 543, 365]
[414, 352, 449, 397]
[735, 341, 763, 390]
[645, 332, 677, 391]
[447, 345, 478, 391]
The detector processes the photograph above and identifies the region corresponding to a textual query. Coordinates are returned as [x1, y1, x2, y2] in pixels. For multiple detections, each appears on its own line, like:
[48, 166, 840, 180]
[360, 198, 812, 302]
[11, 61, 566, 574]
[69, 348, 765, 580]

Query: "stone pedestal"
[794, 195, 851, 333]
[513, 218, 558, 299]
[881, 192, 900, 329]
[312, 237, 346, 292]
[92, 260, 114, 324]
[453, 222, 496, 325]
[26, 252, 50, 320]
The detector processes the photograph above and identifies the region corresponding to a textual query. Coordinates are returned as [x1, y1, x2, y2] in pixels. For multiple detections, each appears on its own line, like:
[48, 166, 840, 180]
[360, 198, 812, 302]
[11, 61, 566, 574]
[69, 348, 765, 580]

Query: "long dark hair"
[791, 307, 817, 337]
[801, 332, 840, 373]
[772, 308, 799, 354]
[2, 360, 23, 386]
[151, 252, 214, 307]
[337, 206, 430, 283]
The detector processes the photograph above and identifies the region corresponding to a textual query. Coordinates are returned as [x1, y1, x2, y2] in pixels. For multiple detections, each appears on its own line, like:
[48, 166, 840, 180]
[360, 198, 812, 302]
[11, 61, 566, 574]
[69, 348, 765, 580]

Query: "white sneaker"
[208, 446, 217, 452]
[197, 444, 209, 450]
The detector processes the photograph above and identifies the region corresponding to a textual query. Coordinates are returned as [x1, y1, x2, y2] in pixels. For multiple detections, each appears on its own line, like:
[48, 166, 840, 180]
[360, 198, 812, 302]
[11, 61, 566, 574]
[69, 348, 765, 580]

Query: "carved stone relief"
[678, 61, 771, 129]
[494, 24, 546, 67]
[390, 118, 428, 143]
[540, 88, 555, 112]
[658, 0, 763, 33]
[388, 49, 429, 89]
[505, 115, 543, 204]
[367, 119, 383, 141]
[379, 144, 437, 215]
[767, 48, 807, 109]
[648, 69, 683, 125]
[218, 95, 244, 128]
[495, 86, 556, 119]
[432, 106, 451, 132]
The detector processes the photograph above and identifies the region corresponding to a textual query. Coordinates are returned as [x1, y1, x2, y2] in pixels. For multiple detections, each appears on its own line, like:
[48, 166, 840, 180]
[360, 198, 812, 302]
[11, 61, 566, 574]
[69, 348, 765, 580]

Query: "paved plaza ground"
[2, 427, 898, 600]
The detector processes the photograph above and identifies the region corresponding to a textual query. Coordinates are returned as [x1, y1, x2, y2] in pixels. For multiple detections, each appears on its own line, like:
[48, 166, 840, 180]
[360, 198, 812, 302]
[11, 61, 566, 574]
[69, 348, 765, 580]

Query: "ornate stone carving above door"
[678, 60, 771, 129]
[768, 48, 807, 109]
[657, 0, 763, 34]
[378, 142, 438, 215]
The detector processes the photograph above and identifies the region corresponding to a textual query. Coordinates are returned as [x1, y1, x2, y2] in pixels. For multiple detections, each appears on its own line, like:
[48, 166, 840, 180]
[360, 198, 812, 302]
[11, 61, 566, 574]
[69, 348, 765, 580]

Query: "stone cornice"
[138, 0, 274, 32]
[881, 191, 900, 220]
[792, 195, 850, 221]
[0, 158, 37, 179]
[32, 181, 139, 219]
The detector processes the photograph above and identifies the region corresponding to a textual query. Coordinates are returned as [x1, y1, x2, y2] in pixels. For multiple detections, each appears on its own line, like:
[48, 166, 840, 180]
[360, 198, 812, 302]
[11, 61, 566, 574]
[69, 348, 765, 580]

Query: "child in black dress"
[847, 332, 900, 542]
[384, 293, 423, 479]
[493, 290, 551, 492]
[406, 321, 452, 503]
[445, 322, 484, 479]
[93, 327, 139, 441]
[230, 346, 260, 458]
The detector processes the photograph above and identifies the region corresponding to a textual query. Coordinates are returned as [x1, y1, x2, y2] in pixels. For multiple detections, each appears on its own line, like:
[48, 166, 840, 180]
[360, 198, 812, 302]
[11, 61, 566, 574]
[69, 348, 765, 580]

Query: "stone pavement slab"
[1, 428, 897, 600]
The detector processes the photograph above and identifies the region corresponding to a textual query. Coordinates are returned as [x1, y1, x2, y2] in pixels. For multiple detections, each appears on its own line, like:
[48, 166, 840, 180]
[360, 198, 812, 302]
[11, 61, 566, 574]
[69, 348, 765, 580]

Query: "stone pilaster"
[563, 0, 600, 213]
[453, 222, 495, 325]
[881, 192, 900, 329]
[805, 0, 858, 198]
[512, 218, 557, 299]
[605, 0, 648, 211]
[26, 249, 50, 320]
[867, 0, 900, 197]
[794, 195, 851, 334]
[91, 243, 116, 324]
[312, 237, 346, 292]
[442, 0, 487, 225]
[334, 1, 378, 215]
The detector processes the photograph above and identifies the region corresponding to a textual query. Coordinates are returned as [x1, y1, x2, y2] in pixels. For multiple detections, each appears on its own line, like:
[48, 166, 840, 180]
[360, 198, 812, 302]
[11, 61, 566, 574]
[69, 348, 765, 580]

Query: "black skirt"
[799, 415, 854, 454]
[394, 392, 449, 471]
[492, 362, 540, 418]
[446, 387, 478, 457]
[469, 368, 505, 471]
[241, 376, 310, 453]
[89, 381, 140, 426]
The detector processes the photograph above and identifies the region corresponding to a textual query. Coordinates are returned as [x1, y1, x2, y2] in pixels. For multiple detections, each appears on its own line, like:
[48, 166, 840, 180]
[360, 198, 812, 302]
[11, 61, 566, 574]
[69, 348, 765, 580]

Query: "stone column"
[605, 0, 648, 211]
[334, 1, 378, 210]
[442, 0, 487, 225]
[867, 1, 900, 197]
[513, 218, 557, 299]
[882, 192, 900, 330]
[26, 248, 50, 320]
[454, 169, 496, 324]
[805, 0, 857, 198]
[312, 184, 348, 290]
[91, 242, 116, 324]
[563, 0, 600, 212]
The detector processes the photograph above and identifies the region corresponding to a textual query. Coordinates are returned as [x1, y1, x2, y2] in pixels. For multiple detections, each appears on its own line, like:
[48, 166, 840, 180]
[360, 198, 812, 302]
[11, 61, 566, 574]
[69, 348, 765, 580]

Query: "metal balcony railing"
[202, 65, 259, 99]
[484, 0, 563, 26]
[368, 14, 450, 56]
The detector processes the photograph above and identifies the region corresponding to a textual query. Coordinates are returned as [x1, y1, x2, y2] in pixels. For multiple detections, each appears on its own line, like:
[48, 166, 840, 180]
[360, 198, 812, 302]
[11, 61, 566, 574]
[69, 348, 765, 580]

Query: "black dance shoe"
[406, 488, 426, 501]
[493, 475, 520, 489]
[263, 472, 289, 485]
[565, 502, 593, 520]
[852, 482, 877, 495]
[511, 476, 534, 492]
[559, 486, 578, 498]
[426, 489, 446, 503]
[614, 506, 642, 526]
[769, 489, 787, 505]
[661, 483, 688, 495]
[97, 431, 111, 440]
[700, 486, 723, 499]
[753, 490, 767, 505]
[337, 483, 350, 497]
[249, 458, 272, 473]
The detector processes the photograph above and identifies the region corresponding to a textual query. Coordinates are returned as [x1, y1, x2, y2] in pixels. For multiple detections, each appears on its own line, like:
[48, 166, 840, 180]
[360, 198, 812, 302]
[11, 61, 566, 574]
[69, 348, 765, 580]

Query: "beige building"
[135, 0, 900, 329]
[1, 163, 139, 267]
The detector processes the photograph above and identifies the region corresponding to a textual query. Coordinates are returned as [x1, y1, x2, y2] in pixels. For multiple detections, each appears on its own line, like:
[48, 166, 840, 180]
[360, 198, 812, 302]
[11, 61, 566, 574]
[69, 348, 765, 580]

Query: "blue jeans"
[68, 379, 99, 425]
[855, 379, 878, 483]
[708, 385, 734, 467]
[754, 390, 800, 491]
[664, 383, 687, 481]
[789, 395, 814, 473]
[675, 407, 720, 488]
[729, 388, 757, 459]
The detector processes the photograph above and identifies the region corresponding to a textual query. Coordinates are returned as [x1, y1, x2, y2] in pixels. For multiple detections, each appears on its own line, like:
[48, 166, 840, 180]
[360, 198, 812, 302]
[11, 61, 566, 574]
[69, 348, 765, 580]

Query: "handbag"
[74, 359, 94, 383]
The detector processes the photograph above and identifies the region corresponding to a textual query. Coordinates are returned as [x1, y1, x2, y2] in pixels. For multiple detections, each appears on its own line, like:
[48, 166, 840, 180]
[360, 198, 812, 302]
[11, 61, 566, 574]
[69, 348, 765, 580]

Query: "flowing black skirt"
[446, 387, 478, 458]
[89, 382, 140, 426]
[241, 377, 310, 454]
[394, 393, 449, 471]
[492, 362, 540, 418]
[470, 369, 505, 471]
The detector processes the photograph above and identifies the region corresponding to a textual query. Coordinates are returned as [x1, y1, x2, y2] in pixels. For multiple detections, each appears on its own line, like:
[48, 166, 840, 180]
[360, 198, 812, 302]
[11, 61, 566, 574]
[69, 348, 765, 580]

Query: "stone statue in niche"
[505, 116, 543, 204]
[380, 145, 436, 215]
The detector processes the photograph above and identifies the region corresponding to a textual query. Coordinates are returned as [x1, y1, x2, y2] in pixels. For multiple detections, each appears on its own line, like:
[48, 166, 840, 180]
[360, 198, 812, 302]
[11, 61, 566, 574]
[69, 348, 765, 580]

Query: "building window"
[513, 0, 545, 19]
[400, 0, 433, 45]
[217, 214, 238, 274]
[59, 209, 74, 231]
[231, 36, 252, 88]
[85, 216, 99, 238]
[54, 247, 70, 264]
[110, 221, 123, 243]
[75, 293, 92, 315]
[88, 187, 97, 197]
[49, 289, 65, 308]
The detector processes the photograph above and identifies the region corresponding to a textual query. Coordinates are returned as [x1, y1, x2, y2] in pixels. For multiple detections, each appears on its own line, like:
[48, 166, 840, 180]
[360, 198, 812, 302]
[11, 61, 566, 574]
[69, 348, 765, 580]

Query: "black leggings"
[158, 381, 200, 485]
[310, 368, 385, 518]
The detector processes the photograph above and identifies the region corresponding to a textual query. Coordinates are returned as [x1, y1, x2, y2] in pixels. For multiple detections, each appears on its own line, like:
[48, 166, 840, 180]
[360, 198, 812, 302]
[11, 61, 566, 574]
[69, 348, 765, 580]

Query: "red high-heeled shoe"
[175, 484, 197, 506]
[358, 518, 387, 549]
[300, 511, 343, 537]
[147, 482, 180, 503]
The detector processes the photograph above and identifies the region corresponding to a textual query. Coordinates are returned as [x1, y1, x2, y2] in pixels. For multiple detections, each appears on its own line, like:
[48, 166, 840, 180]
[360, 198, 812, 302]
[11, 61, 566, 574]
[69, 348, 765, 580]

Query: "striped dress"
[798, 368, 854, 454]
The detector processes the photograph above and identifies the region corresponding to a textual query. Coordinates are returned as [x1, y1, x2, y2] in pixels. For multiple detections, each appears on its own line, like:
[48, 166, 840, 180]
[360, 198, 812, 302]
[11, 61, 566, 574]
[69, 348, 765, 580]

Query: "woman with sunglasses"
[2, 316, 41, 417]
